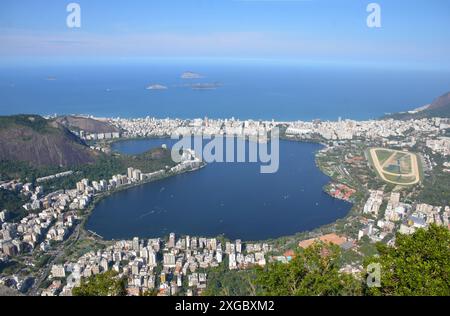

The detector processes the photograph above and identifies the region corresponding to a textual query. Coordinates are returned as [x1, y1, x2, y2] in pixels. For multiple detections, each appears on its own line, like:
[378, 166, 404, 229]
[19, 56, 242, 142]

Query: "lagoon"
[86, 138, 352, 241]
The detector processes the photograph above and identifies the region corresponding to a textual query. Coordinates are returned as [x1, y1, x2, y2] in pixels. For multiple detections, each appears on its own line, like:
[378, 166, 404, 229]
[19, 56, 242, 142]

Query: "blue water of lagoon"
[85, 138, 352, 241]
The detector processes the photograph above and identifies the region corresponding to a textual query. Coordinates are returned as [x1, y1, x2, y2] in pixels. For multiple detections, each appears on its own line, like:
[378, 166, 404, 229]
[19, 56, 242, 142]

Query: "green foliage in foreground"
[72, 271, 127, 296]
[203, 258, 257, 296]
[141, 289, 158, 296]
[253, 226, 450, 296]
[256, 243, 363, 296]
[364, 224, 450, 296]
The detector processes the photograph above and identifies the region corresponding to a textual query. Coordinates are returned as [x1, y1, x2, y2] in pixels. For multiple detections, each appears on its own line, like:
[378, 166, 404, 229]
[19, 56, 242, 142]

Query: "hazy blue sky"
[1, 0, 449, 67]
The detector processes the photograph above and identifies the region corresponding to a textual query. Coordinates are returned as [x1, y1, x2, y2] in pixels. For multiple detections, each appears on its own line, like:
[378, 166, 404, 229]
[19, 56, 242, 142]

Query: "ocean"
[1, 59, 449, 120]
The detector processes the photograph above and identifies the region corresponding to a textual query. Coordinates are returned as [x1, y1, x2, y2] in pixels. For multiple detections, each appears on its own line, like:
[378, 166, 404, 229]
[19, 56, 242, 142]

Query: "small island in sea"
[146, 84, 168, 90]
[181, 71, 203, 79]
[190, 82, 222, 90]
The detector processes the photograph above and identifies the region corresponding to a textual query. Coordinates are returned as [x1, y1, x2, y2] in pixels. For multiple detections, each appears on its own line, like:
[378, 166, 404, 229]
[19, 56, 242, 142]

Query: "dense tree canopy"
[203, 258, 257, 296]
[365, 224, 450, 296]
[256, 243, 362, 296]
[72, 271, 127, 296]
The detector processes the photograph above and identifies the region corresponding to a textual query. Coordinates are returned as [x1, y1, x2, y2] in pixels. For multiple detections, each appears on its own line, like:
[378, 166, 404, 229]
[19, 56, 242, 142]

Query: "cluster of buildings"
[359, 190, 449, 243]
[227, 241, 271, 270]
[105, 116, 449, 159]
[0, 182, 83, 264]
[362, 190, 385, 217]
[73, 150, 199, 204]
[72, 162, 193, 211]
[0, 186, 80, 259]
[36, 171, 74, 184]
[1, 189, 82, 292]
[45, 234, 270, 296]
[286, 117, 448, 142]
[426, 137, 450, 156]
[1, 180, 44, 212]
[111, 117, 185, 137]
[169, 149, 203, 173]
[109, 116, 278, 139]
[0, 180, 27, 192]
[398, 203, 450, 235]
[72, 130, 120, 141]
[327, 183, 356, 202]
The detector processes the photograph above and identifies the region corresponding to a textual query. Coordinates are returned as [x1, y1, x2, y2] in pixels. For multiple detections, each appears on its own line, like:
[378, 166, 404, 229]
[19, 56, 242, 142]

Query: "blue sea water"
[86, 138, 352, 241]
[1, 59, 449, 120]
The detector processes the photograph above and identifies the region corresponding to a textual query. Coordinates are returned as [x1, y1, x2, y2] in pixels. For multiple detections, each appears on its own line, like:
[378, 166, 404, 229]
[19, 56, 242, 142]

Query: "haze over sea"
[1, 59, 450, 120]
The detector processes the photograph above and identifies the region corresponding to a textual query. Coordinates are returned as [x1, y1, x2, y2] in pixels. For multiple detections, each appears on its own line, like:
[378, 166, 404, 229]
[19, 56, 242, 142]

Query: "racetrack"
[369, 148, 420, 185]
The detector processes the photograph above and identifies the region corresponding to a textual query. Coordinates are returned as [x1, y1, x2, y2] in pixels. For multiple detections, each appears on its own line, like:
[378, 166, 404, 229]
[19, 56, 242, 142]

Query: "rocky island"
[181, 71, 203, 79]
[146, 84, 168, 90]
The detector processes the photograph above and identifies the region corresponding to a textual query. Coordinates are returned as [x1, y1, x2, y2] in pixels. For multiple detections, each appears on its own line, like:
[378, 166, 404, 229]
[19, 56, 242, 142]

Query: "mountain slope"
[55, 115, 120, 134]
[0, 115, 98, 167]
[383, 91, 450, 120]
[426, 91, 450, 116]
